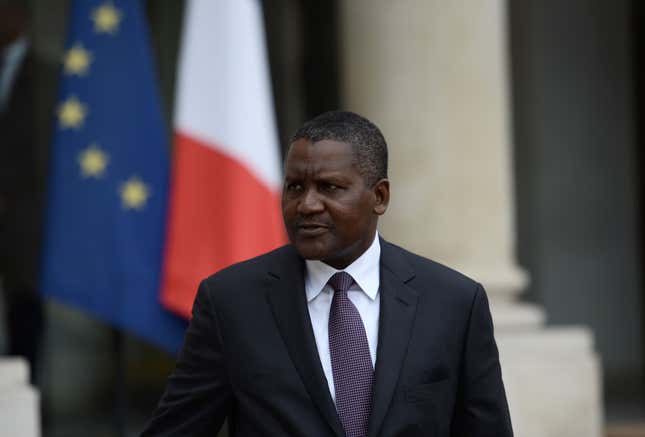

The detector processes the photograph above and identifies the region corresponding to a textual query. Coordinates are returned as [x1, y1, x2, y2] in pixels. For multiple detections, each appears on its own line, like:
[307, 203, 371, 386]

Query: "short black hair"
[289, 110, 388, 186]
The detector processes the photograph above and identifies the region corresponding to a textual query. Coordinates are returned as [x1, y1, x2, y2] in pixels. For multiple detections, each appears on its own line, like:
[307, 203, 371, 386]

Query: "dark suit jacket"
[0, 50, 47, 291]
[142, 239, 513, 437]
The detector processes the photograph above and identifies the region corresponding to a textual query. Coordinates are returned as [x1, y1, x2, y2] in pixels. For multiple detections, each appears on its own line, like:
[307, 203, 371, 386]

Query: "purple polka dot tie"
[328, 272, 374, 437]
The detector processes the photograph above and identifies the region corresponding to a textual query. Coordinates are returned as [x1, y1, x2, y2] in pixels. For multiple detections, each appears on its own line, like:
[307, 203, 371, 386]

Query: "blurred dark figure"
[0, 4, 45, 385]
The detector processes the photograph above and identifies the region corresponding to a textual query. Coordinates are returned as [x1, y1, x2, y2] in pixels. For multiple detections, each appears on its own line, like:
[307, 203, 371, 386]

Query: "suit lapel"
[265, 246, 345, 437]
[368, 240, 418, 437]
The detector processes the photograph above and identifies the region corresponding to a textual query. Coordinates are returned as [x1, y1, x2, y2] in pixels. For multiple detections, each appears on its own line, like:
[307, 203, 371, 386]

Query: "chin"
[293, 240, 330, 261]
[295, 246, 327, 261]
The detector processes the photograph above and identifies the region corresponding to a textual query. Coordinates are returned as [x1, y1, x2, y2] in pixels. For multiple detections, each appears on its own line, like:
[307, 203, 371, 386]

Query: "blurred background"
[0, 0, 644, 436]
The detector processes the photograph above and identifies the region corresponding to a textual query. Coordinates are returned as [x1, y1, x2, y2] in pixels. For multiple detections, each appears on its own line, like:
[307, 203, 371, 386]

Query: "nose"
[297, 187, 324, 215]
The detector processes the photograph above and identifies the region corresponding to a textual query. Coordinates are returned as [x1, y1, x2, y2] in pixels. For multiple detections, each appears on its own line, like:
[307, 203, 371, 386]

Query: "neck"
[321, 230, 378, 270]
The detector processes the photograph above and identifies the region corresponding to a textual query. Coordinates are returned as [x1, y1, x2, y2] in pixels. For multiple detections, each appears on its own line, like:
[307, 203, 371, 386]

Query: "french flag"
[161, 0, 286, 318]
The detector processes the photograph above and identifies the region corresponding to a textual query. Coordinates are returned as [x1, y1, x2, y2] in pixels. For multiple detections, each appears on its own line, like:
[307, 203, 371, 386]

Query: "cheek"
[332, 207, 368, 231]
[281, 200, 295, 219]
[338, 201, 375, 233]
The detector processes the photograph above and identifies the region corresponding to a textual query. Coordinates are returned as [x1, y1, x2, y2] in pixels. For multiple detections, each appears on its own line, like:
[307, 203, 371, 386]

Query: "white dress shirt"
[305, 232, 381, 402]
[0, 37, 28, 113]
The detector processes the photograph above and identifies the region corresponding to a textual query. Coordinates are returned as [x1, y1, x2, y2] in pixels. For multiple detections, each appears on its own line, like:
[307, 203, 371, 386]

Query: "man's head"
[282, 111, 390, 269]
[289, 110, 388, 186]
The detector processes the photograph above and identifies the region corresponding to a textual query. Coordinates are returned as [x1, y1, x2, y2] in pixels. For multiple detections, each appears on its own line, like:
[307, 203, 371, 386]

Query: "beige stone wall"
[341, 0, 526, 303]
[340, 2, 604, 436]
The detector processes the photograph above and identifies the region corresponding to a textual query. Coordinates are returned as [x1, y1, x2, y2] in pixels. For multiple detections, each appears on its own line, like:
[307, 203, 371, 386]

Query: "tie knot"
[328, 271, 354, 293]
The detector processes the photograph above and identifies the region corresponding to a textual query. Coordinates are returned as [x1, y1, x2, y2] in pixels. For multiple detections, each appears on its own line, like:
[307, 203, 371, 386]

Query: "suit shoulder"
[200, 244, 294, 296]
[382, 240, 481, 301]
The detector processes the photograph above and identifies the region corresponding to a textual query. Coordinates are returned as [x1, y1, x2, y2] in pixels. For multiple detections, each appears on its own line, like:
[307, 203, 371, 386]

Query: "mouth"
[296, 223, 329, 237]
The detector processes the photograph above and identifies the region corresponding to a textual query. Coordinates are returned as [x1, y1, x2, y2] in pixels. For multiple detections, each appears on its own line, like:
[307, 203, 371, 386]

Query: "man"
[143, 111, 513, 436]
[0, 5, 45, 385]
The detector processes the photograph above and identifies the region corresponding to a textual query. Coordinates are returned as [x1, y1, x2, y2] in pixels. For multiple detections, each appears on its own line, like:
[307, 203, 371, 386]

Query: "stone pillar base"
[497, 326, 603, 437]
[492, 302, 547, 329]
[0, 357, 40, 437]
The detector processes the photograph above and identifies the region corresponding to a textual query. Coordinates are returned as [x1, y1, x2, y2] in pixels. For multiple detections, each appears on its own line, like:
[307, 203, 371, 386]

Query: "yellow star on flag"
[91, 2, 122, 34]
[63, 42, 93, 76]
[57, 96, 87, 129]
[78, 144, 109, 178]
[120, 176, 149, 210]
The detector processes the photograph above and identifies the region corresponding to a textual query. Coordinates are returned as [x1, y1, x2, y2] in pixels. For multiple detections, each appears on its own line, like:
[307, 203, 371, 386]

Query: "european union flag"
[41, 0, 187, 353]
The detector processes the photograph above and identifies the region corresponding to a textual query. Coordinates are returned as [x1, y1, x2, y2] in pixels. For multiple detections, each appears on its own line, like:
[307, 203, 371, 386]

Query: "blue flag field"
[41, 0, 187, 353]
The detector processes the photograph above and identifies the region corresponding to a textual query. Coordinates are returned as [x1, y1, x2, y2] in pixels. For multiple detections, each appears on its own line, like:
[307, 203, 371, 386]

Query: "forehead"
[285, 139, 356, 174]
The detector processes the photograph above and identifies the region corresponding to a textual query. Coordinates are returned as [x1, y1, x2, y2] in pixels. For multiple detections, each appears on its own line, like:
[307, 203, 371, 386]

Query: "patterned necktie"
[328, 271, 374, 437]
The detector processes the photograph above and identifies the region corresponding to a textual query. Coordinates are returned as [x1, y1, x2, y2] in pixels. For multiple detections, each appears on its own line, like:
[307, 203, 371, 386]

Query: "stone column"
[0, 358, 40, 437]
[340, 1, 603, 436]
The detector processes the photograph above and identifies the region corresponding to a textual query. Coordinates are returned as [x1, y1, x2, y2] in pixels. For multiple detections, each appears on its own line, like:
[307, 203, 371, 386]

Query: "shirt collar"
[305, 232, 381, 302]
[0, 37, 28, 112]
[2, 37, 28, 63]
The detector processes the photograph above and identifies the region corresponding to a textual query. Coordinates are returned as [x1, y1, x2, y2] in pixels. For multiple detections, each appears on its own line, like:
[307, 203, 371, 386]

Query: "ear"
[372, 178, 390, 215]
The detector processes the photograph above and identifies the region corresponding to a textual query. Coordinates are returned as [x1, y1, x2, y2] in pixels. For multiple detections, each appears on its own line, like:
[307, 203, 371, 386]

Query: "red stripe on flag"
[161, 131, 286, 318]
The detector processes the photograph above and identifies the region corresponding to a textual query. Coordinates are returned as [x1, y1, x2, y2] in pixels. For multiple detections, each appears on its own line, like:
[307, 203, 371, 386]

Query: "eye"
[321, 182, 340, 192]
[285, 182, 303, 193]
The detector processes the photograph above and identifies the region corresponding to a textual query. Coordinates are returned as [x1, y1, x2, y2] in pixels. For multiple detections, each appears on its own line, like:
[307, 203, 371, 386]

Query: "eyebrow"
[283, 172, 352, 186]
[314, 172, 350, 182]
